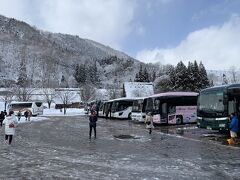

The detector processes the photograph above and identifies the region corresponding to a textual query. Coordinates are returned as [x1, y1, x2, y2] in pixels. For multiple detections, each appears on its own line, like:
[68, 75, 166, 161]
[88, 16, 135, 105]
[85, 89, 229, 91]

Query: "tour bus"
[111, 98, 136, 119]
[98, 98, 135, 119]
[8, 101, 44, 116]
[145, 92, 198, 125]
[131, 97, 147, 122]
[197, 84, 240, 131]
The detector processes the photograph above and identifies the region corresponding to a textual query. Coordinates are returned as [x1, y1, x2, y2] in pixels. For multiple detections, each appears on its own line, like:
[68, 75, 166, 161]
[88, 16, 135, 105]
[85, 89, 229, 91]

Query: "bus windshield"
[132, 99, 143, 112]
[112, 100, 133, 112]
[199, 91, 224, 112]
[145, 98, 154, 113]
[11, 103, 32, 109]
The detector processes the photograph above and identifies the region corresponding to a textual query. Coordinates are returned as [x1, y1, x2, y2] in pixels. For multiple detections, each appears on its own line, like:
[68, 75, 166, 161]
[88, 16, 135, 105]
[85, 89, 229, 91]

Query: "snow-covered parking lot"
[0, 114, 240, 179]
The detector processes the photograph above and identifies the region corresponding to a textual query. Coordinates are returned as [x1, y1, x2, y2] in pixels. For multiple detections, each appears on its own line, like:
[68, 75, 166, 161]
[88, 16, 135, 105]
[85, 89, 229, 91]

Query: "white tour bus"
[110, 98, 135, 119]
[131, 97, 147, 122]
[8, 101, 44, 116]
[98, 98, 135, 119]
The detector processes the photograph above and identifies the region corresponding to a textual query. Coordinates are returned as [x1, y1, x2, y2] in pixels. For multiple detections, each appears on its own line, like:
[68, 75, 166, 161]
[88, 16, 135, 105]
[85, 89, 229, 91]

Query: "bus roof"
[106, 97, 141, 102]
[149, 92, 198, 98]
[9, 101, 42, 104]
[200, 84, 240, 93]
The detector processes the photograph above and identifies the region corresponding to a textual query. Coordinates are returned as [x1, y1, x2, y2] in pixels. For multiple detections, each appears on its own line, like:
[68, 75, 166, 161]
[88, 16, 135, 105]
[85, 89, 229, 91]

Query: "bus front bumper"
[197, 118, 229, 131]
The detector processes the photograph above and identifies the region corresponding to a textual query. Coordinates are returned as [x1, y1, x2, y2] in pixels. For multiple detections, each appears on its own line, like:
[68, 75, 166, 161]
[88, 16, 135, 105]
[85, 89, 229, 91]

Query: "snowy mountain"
[0, 15, 141, 88]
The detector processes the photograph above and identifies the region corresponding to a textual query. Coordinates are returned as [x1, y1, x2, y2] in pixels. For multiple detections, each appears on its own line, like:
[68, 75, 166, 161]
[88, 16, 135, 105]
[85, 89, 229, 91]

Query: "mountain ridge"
[0, 14, 141, 88]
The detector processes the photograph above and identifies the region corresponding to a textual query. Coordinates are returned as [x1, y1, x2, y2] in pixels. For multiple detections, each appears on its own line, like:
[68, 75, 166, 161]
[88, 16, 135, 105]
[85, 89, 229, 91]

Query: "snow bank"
[43, 108, 85, 116]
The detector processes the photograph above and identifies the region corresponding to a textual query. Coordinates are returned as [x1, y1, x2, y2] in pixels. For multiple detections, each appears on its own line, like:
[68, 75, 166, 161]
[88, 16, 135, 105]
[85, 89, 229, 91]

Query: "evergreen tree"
[192, 60, 201, 91]
[138, 64, 144, 82]
[134, 73, 140, 82]
[198, 61, 210, 89]
[222, 74, 228, 85]
[17, 45, 28, 87]
[187, 61, 195, 91]
[174, 61, 188, 91]
[143, 67, 150, 82]
[166, 65, 175, 89]
[89, 60, 100, 84]
[151, 70, 156, 82]
[74, 64, 87, 85]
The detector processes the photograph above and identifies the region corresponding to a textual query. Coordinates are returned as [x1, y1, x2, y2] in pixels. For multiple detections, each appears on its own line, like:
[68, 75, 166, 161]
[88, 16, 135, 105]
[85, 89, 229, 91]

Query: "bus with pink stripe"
[145, 92, 198, 125]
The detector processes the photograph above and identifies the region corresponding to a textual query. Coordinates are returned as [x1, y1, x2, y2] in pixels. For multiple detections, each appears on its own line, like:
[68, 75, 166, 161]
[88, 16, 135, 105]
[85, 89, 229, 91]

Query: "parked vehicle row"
[85, 84, 240, 131]
[96, 92, 199, 126]
[7, 101, 44, 116]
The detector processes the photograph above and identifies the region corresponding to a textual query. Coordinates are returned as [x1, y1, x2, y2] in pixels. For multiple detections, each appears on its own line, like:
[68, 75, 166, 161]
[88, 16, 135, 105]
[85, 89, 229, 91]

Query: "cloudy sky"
[0, 0, 240, 70]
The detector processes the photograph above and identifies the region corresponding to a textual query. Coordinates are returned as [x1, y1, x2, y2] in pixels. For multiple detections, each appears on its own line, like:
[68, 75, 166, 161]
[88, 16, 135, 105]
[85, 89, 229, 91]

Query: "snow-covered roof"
[123, 82, 154, 98]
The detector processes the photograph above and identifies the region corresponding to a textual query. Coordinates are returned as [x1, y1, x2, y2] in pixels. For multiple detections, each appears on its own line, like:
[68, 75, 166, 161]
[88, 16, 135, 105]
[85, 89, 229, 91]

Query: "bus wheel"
[176, 116, 183, 125]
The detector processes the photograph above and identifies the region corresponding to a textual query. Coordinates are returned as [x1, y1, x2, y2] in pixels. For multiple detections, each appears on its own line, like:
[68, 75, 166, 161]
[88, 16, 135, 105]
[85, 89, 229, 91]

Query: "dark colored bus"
[197, 84, 240, 131]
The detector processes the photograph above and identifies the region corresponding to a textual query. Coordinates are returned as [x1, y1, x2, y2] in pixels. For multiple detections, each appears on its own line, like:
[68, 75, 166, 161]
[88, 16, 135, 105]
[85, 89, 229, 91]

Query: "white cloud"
[136, 15, 240, 70]
[0, 0, 136, 49]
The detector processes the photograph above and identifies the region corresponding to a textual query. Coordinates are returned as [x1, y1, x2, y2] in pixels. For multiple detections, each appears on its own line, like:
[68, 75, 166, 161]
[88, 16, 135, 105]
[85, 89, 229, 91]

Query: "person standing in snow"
[2, 110, 18, 145]
[145, 112, 154, 134]
[17, 111, 21, 121]
[3, 110, 7, 116]
[27, 111, 32, 121]
[89, 110, 98, 139]
[229, 112, 239, 144]
[24, 110, 29, 121]
[0, 111, 5, 127]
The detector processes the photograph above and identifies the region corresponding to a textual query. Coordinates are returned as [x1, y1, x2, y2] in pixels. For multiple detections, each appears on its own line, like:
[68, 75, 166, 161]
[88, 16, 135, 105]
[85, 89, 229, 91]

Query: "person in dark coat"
[24, 111, 29, 121]
[0, 111, 5, 127]
[89, 110, 98, 139]
[17, 111, 21, 121]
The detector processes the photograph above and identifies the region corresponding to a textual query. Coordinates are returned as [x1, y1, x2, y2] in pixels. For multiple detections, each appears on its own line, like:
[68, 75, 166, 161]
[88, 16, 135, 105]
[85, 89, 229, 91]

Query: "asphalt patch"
[114, 134, 140, 140]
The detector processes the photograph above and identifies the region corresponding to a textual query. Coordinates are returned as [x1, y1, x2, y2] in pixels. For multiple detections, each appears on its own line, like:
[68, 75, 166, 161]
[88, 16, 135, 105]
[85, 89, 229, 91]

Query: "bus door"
[152, 98, 161, 123]
[160, 102, 168, 124]
[228, 88, 240, 116]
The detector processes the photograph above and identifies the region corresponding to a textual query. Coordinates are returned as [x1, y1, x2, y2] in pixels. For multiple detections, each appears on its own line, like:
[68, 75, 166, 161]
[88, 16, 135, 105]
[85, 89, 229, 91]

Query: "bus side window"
[168, 106, 175, 113]
[162, 103, 167, 114]
[228, 100, 236, 115]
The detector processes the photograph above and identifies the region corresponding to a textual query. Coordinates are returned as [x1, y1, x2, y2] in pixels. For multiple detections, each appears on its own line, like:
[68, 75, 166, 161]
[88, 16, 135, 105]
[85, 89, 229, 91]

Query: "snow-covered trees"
[229, 66, 237, 83]
[0, 89, 14, 110]
[174, 61, 189, 90]
[17, 45, 28, 87]
[222, 74, 228, 85]
[43, 88, 55, 109]
[198, 61, 210, 89]
[154, 61, 210, 92]
[15, 87, 34, 101]
[74, 64, 87, 85]
[74, 60, 100, 86]
[80, 84, 96, 103]
[134, 65, 150, 82]
[56, 90, 75, 114]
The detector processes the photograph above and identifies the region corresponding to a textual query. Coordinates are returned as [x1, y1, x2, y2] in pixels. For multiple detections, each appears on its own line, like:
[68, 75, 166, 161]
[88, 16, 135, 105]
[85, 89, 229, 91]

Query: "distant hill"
[0, 15, 142, 88]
